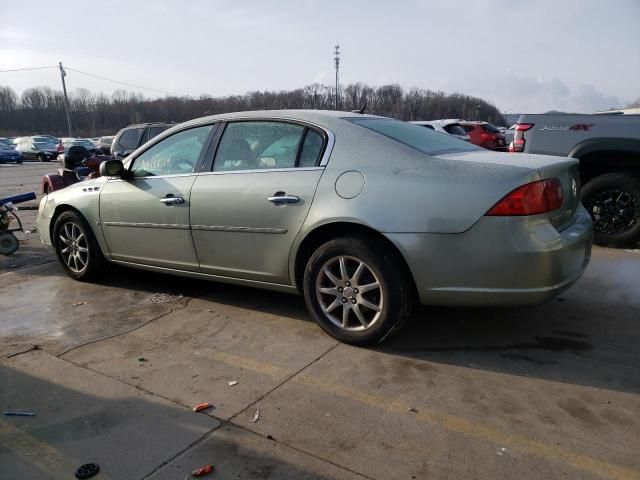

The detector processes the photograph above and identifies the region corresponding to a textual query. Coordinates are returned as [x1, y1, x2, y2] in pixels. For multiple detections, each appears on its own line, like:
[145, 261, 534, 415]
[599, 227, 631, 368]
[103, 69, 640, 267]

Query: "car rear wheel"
[582, 173, 640, 246]
[303, 236, 413, 346]
[53, 211, 105, 280]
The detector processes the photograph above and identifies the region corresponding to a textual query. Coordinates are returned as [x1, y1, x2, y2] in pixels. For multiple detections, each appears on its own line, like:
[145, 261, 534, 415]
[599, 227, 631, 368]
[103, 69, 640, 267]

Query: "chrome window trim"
[108, 172, 199, 181]
[198, 166, 324, 177]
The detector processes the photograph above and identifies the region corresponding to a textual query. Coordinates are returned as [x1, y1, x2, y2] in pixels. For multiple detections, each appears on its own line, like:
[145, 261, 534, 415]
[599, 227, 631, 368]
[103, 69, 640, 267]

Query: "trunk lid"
[438, 151, 580, 231]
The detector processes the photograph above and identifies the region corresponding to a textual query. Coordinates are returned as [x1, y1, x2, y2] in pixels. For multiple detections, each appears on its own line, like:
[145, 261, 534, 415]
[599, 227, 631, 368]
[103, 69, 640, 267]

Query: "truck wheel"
[303, 236, 414, 346]
[581, 173, 640, 246]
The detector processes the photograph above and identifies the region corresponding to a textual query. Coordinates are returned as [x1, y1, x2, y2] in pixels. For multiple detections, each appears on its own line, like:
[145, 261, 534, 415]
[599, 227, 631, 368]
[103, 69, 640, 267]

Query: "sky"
[0, 0, 638, 113]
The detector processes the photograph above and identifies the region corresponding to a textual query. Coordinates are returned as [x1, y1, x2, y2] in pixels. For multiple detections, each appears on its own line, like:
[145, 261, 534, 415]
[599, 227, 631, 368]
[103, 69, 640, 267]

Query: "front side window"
[129, 125, 213, 177]
[214, 121, 312, 172]
[348, 118, 479, 156]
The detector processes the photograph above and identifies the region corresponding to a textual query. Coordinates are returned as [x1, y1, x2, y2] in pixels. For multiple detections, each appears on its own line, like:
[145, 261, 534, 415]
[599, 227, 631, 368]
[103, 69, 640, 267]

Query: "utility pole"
[59, 62, 72, 137]
[334, 43, 340, 110]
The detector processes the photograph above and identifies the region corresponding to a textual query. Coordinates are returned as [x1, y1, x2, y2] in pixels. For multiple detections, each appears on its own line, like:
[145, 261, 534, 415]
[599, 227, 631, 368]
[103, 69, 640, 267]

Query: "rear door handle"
[268, 193, 300, 204]
[160, 196, 184, 206]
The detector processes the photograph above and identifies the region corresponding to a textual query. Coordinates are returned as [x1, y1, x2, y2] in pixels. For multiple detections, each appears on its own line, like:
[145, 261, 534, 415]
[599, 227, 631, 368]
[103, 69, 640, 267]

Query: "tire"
[581, 173, 640, 246]
[53, 211, 106, 280]
[36, 153, 45, 162]
[303, 236, 414, 346]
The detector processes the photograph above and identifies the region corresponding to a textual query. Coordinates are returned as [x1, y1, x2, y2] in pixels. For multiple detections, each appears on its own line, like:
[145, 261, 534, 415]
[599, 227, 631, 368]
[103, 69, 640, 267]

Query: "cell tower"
[334, 43, 340, 110]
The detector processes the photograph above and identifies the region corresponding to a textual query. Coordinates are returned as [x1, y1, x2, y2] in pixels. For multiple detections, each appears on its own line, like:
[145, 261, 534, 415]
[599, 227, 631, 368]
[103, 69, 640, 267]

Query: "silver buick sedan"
[37, 110, 592, 345]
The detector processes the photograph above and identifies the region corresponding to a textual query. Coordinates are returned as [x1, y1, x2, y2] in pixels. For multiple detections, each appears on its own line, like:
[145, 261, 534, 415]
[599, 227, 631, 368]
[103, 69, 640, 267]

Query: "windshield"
[34, 142, 56, 149]
[347, 117, 480, 155]
[0, 144, 16, 150]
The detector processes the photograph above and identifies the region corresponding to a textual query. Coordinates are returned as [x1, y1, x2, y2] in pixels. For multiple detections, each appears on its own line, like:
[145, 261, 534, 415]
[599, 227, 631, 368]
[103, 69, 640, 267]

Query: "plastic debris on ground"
[3, 409, 36, 416]
[192, 464, 214, 477]
[228, 380, 238, 387]
[250, 409, 260, 423]
[193, 402, 212, 413]
[408, 405, 417, 413]
[496, 447, 507, 456]
[138, 357, 148, 362]
[72, 301, 85, 307]
[75, 463, 100, 479]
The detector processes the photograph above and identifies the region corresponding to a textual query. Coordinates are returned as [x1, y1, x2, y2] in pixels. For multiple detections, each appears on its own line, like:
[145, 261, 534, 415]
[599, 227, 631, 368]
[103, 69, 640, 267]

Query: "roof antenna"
[352, 102, 367, 114]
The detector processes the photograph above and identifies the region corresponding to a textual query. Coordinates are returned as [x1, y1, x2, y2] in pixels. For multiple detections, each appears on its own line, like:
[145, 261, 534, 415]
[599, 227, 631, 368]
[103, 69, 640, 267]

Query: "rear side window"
[461, 125, 474, 133]
[118, 128, 143, 149]
[213, 121, 307, 171]
[148, 126, 167, 140]
[420, 124, 435, 130]
[347, 118, 479, 156]
[298, 129, 325, 167]
[443, 124, 467, 136]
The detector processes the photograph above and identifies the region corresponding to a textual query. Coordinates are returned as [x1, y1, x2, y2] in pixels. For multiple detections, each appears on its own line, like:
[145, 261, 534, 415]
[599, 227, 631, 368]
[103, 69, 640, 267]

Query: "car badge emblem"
[571, 179, 577, 198]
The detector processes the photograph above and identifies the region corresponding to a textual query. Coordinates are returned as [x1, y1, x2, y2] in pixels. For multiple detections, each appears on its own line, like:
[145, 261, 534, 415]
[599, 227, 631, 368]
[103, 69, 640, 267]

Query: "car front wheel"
[303, 236, 413, 346]
[53, 211, 105, 280]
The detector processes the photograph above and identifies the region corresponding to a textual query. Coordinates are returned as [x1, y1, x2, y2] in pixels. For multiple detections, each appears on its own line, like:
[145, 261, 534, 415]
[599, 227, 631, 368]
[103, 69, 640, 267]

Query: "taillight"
[508, 123, 534, 152]
[486, 179, 563, 216]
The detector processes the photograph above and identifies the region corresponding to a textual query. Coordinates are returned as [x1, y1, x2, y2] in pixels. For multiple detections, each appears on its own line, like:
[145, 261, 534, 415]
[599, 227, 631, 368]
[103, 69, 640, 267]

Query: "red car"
[460, 121, 507, 151]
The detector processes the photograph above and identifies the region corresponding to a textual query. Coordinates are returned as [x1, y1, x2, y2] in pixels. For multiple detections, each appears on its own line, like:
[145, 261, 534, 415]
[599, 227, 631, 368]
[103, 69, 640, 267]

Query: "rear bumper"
[386, 206, 593, 306]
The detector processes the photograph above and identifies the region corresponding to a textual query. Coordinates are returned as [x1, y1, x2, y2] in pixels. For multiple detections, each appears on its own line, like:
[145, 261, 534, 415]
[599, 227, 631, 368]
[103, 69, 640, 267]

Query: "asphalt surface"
[1, 162, 639, 480]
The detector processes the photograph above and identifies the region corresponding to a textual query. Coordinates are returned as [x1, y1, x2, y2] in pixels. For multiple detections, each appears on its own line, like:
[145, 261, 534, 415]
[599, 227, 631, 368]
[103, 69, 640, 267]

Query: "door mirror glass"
[100, 159, 125, 177]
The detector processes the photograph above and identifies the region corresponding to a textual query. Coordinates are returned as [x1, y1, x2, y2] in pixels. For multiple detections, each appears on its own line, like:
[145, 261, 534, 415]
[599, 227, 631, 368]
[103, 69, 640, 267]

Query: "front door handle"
[268, 192, 300, 204]
[160, 196, 184, 206]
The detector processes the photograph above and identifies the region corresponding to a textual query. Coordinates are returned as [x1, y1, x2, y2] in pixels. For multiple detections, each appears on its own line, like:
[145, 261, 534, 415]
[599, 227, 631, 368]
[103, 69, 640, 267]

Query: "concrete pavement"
[1, 162, 639, 479]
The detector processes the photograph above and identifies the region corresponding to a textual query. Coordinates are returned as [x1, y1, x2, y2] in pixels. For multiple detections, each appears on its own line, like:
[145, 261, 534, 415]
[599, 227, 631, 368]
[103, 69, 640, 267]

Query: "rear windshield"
[347, 117, 479, 155]
[482, 123, 501, 133]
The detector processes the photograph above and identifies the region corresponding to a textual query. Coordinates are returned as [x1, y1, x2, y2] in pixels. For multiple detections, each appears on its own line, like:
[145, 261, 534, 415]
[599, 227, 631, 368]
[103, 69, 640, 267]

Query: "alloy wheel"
[586, 188, 640, 235]
[58, 221, 89, 273]
[315, 255, 384, 331]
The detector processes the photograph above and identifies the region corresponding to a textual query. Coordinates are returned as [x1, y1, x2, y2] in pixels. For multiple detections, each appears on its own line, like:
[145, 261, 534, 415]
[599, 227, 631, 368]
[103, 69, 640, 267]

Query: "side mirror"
[99, 159, 125, 177]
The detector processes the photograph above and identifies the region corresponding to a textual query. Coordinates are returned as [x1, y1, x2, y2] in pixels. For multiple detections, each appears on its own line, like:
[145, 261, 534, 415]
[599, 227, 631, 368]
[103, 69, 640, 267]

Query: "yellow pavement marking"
[203, 349, 291, 378]
[0, 418, 111, 479]
[196, 349, 639, 480]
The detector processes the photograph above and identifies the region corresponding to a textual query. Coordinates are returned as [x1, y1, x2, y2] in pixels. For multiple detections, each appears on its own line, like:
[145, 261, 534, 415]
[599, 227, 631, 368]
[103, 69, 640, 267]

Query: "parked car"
[0, 142, 23, 163]
[37, 110, 592, 345]
[111, 122, 173, 159]
[509, 112, 640, 245]
[96, 136, 115, 155]
[410, 120, 470, 142]
[59, 138, 99, 157]
[0, 137, 16, 147]
[460, 121, 507, 150]
[15, 136, 58, 161]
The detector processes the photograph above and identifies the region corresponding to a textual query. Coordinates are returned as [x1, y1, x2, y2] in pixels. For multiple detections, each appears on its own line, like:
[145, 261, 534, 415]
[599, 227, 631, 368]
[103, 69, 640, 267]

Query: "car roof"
[177, 110, 384, 131]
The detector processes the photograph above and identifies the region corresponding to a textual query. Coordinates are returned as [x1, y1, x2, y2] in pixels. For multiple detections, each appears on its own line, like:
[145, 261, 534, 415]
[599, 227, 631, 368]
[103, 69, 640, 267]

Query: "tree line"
[0, 83, 506, 137]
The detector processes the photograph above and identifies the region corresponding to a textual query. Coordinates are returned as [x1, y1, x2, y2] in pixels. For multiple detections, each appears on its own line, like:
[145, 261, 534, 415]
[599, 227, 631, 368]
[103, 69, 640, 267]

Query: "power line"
[65, 67, 193, 97]
[0, 66, 57, 73]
